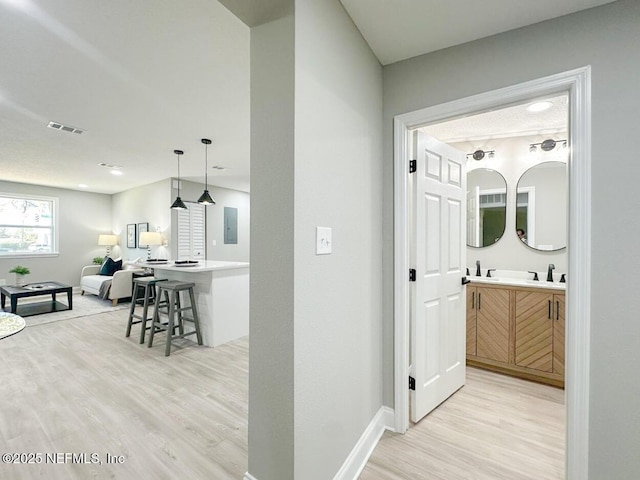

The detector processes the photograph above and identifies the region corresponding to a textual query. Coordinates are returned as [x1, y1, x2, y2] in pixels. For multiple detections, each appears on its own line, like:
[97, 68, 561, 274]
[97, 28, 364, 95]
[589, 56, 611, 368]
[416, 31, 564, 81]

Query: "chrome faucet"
[476, 260, 481, 277]
[547, 264, 555, 282]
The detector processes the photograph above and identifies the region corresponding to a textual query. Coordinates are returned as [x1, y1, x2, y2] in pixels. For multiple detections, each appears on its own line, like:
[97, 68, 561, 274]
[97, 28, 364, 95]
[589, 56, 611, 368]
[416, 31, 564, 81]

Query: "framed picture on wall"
[127, 224, 137, 248]
[137, 222, 149, 249]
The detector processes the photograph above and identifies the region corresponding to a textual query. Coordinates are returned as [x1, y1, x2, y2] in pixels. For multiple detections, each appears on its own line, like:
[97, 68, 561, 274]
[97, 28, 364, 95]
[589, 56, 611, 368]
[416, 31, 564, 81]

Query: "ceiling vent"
[48, 121, 85, 134]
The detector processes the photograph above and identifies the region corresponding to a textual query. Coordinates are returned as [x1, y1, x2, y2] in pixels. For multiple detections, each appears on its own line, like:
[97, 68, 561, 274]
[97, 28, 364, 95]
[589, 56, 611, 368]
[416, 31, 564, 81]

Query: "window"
[0, 194, 57, 256]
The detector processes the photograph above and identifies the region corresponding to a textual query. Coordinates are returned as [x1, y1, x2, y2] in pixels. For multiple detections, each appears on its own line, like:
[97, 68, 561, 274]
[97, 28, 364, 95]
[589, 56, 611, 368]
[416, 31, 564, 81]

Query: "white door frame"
[393, 67, 591, 480]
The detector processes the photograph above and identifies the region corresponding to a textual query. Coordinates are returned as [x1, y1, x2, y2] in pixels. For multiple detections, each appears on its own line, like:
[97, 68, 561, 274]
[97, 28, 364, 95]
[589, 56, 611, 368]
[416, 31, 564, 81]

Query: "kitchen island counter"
[140, 260, 249, 347]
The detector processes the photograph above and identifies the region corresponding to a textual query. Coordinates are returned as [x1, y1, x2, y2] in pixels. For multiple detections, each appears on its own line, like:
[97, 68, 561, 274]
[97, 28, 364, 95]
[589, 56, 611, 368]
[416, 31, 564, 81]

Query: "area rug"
[0, 312, 26, 339]
[18, 293, 130, 327]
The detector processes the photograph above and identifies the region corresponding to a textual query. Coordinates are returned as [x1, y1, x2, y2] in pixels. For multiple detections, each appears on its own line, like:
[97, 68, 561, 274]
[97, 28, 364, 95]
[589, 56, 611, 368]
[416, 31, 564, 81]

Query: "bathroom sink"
[470, 276, 566, 290]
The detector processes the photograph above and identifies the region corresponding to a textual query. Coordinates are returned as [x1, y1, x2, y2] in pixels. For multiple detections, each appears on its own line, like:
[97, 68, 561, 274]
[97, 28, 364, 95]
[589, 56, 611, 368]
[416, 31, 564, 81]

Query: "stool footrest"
[172, 330, 199, 340]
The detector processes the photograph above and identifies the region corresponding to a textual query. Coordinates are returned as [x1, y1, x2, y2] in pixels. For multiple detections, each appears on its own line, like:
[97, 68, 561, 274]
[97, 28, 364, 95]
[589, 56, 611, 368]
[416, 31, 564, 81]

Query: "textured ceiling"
[422, 95, 568, 144]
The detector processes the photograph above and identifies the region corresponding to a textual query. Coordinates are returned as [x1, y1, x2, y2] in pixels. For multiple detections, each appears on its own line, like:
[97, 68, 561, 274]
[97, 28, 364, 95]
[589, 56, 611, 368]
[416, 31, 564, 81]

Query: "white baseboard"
[333, 406, 395, 480]
[243, 406, 395, 480]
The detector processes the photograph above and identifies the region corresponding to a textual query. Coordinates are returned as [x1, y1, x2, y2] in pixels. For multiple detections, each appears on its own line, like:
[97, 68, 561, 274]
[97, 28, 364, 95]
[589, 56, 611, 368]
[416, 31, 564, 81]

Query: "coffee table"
[0, 282, 73, 317]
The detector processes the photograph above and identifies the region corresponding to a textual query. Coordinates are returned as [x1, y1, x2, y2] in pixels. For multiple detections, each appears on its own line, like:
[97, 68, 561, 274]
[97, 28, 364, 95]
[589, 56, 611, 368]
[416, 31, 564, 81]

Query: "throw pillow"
[99, 257, 123, 276]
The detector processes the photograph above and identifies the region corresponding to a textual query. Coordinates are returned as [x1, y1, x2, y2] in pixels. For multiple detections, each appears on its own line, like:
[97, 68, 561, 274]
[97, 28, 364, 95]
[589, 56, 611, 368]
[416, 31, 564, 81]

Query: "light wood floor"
[0, 309, 248, 480]
[1, 309, 564, 480]
[360, 367, 565, 480]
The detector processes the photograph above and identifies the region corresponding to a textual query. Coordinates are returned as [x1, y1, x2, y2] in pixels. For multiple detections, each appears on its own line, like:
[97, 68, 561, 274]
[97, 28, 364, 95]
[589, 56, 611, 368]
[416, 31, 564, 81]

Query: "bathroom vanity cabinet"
[466, 285, 510, 363]
[466, 283, 565, 387]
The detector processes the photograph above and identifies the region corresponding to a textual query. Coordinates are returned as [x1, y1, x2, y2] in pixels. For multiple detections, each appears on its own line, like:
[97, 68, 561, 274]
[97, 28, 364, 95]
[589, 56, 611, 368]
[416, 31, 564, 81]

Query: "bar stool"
[126, 277, 167, 344]
[148, 280, 202, 356]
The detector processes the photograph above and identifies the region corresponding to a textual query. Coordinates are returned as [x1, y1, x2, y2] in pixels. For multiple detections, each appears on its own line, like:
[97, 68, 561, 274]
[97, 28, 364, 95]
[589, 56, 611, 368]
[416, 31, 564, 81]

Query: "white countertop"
[138, 260, 249, 273]
[469, 276, 566, 291]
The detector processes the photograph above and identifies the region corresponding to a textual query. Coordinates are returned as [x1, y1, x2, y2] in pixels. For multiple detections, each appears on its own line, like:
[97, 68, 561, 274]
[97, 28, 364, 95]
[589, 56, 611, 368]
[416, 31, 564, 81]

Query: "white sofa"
[80, 264, 143, 305]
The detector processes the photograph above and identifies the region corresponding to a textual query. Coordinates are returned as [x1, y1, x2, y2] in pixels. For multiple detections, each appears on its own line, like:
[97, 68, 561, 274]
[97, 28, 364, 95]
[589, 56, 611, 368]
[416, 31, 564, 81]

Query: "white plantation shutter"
[176, 202, 206, 260]
[190, 203, 205, 259]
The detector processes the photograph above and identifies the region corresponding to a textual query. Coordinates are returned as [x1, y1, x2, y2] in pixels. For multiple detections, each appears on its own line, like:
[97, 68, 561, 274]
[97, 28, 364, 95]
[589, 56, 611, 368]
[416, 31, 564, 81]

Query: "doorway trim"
[393, 67, 591, 480]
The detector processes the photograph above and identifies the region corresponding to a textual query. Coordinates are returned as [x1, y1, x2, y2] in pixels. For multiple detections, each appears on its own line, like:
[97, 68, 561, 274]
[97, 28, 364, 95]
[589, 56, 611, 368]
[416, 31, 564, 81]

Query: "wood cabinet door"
[476, 287, 510, 363]
[466, 286, 477, 356]
[515, 291, 553, 373]
[553, 294, 565, 376]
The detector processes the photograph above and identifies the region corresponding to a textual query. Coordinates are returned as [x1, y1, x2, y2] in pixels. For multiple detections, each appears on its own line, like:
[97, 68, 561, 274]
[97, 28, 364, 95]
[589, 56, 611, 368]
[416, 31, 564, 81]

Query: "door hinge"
[409, 376, 416, 390]
[409, 269, 416, 282]
[409, 159, 417, 173]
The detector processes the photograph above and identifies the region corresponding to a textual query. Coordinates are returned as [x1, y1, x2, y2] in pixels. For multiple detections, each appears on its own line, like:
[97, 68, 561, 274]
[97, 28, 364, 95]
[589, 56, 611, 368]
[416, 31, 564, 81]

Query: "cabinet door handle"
[556, 300, 560, 320]
[478, 293, 481, 310]
[548, 300, 551, 319]
[471, 291, 475, 309]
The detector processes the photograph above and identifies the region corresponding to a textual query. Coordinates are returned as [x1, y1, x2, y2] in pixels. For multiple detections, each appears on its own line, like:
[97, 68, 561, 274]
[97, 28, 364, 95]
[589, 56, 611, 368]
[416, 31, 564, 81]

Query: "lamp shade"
[98, 234, 119, 246]
[139, 231, 163, 246]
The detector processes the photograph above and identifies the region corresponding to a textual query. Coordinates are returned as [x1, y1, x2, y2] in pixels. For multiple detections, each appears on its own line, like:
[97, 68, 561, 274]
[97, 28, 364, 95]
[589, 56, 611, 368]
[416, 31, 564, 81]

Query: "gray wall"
[247, 0, 384, 478]
[112, 179, 172, 260]
[112, 178, 250, 262]
[249, 13, 295, 480]
[294, 0, 383, 478]
[177, 179, 250, 262]
[0, 181, 111, 287]
[382, 1, 640, 477]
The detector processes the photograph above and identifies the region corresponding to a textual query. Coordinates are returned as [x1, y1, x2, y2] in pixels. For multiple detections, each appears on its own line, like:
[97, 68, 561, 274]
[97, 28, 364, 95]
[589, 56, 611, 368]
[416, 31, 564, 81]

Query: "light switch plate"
[316, 227, 332, 255]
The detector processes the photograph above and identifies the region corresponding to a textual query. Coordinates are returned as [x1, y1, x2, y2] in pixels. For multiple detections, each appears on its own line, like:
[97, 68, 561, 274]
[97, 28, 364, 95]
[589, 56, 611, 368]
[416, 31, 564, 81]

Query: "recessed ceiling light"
[526, 101, 553, 112]
[211, 165, 226, 171]
[110, 170, 123, 176]
[78, 184, 88, 188]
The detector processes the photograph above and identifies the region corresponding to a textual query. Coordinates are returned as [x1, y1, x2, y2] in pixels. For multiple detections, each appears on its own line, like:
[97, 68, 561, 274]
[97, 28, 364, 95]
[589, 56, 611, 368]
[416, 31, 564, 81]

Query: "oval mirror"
[466, 168, 507, 248]
[515, 161, 567, 251]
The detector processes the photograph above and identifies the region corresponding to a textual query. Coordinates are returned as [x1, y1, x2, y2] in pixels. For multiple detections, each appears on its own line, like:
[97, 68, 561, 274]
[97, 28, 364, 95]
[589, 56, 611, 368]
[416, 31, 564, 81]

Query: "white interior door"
[410, 130, 467, 423]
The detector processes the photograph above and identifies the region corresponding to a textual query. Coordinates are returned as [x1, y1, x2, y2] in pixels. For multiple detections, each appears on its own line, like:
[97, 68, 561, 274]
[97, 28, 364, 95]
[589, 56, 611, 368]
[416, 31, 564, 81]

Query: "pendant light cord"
[204, 143, 208, 189]
[177, 153, 181, 196]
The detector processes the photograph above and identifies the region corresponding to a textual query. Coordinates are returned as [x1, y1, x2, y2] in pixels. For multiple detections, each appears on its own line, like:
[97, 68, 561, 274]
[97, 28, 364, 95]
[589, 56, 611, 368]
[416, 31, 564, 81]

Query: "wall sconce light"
[529, 139, 567, 152]
[466, 149, 495, 161]
[197, 138, 216, 205]
[139, 231, 163, 260]
[98, 234, 118, 257]
[170, 149, 188, 210]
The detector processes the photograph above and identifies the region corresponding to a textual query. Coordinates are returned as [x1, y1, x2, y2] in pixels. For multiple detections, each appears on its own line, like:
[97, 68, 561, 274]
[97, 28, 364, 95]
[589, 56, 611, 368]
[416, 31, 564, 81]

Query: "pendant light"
[170, 149, 188, 210]
[197, 138, 216, 205]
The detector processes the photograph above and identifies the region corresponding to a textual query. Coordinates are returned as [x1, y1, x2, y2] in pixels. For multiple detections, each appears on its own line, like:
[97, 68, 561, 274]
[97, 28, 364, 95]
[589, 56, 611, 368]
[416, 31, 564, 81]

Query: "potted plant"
[93, 256, 104, 265]
[9, 265, 30, 286]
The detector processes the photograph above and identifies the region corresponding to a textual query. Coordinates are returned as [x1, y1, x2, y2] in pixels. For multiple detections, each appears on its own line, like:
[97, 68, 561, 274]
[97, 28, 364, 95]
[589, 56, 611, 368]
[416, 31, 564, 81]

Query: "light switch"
[212, 239, 217, 246]
[316, 227, 332, 255]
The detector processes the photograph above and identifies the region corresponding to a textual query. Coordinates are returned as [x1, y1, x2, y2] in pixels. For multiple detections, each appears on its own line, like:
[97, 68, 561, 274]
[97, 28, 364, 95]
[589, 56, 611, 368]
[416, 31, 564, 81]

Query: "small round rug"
[0, 312, 26, 339]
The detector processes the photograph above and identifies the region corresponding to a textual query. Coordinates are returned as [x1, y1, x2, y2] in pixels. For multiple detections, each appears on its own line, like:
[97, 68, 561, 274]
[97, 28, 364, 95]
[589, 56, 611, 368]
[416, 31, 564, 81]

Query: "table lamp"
[139, 231, 163, 260]
[98, 234, 119, 257]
